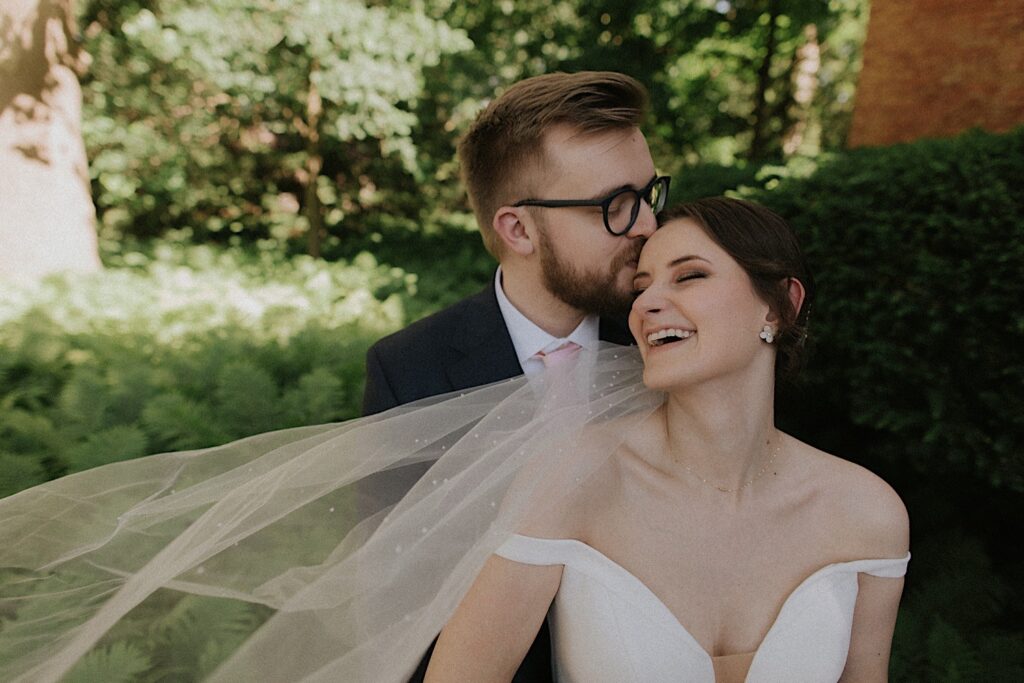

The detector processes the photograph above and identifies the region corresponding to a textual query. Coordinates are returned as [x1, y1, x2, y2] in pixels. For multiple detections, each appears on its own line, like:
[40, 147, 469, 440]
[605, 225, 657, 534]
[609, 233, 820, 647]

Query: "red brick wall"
[849, 0, 1024, 147]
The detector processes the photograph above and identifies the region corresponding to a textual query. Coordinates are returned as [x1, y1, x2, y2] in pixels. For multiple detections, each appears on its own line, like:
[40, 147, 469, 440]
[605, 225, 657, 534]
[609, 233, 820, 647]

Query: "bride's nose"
[632, 287, 664, 316]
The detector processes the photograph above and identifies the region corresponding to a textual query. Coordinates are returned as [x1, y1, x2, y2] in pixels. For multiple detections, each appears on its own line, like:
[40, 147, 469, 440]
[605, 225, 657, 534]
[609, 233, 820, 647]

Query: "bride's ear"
[765, 277, 806, 323]
[785, 277, 806, 319]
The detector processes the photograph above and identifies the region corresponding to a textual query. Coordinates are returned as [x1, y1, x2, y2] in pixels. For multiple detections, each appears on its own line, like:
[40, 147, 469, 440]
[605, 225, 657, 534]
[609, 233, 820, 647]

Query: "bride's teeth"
[646, 328, 694, 345]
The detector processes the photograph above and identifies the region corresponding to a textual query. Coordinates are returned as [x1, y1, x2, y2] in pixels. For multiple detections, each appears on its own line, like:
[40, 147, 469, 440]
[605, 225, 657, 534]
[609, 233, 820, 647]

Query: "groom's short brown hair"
[457, 71, 648, 258]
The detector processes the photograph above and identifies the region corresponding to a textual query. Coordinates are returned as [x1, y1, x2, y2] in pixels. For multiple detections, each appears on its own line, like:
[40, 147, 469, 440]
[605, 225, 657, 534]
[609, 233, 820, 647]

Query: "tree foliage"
[76, 0, 868, 252]
[80, 0, 470, 253]
[410, 0, 868, 208]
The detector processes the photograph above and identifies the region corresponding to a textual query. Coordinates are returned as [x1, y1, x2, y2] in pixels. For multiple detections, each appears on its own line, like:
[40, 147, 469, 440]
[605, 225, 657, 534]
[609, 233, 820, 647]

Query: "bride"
[0, 198, 908, 683]
[426, 197, 909, 682]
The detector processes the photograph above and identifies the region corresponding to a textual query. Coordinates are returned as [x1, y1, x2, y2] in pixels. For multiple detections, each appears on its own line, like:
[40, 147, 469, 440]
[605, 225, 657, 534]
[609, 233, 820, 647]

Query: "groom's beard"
[537, 227, 643, 319]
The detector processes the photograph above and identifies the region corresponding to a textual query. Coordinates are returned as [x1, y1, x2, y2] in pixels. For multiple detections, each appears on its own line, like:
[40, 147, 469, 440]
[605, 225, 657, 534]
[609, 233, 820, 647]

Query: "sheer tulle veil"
[0, 344, 662, 682]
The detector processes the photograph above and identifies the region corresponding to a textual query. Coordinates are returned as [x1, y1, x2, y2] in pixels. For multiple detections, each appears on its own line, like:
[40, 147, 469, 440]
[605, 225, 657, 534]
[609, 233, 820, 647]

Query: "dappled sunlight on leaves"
[0, 245, 412, 487]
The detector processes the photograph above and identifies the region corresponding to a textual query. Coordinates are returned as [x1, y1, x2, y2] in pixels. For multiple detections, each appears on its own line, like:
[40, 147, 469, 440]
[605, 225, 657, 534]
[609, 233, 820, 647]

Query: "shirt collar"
[494, 267, 600, 368]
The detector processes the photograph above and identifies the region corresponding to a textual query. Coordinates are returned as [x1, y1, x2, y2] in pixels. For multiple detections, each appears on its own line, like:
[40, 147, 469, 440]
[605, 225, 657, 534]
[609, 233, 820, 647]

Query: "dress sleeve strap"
[494, 533, 574, 566]
[847, 552, 911, 578]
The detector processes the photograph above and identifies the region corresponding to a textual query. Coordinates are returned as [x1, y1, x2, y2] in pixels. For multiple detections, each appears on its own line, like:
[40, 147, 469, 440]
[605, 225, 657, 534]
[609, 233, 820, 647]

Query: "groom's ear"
[493, 206, 536, 257]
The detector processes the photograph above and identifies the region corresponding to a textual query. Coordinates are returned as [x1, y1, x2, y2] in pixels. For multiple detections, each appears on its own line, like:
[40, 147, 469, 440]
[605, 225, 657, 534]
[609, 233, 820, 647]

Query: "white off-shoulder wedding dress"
[496, 534, 910, 683]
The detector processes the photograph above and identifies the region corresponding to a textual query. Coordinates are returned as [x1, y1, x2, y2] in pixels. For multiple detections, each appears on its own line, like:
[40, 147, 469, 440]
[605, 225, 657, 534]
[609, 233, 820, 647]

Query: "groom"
[363, 70, 665, 412]
[362, 71, 666, 681]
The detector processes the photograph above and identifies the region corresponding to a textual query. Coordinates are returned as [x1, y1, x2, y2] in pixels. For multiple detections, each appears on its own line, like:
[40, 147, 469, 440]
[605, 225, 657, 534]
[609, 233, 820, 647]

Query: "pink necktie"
[535, 341, 582, 368]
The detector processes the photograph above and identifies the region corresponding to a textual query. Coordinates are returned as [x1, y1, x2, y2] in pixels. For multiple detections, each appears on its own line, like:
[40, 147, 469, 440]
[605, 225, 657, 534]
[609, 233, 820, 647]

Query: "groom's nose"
[628, 202, 658, 239]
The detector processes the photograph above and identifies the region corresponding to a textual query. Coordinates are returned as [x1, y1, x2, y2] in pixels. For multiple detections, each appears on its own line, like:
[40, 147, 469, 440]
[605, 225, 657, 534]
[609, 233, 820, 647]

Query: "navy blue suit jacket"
[363, 281, 634, 414]
[361, 279, 633, 682]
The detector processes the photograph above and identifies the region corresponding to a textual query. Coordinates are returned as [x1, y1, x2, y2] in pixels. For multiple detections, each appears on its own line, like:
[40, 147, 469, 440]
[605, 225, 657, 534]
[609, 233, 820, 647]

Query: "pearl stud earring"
[759, 325, 776, 344]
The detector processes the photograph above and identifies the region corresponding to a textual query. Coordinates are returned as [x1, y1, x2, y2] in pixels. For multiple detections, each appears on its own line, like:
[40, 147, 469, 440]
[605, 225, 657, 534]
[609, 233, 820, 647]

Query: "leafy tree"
[405, 0, 868, 229]
[79, 0, 469, 254]
[73, 0, 868, 249]
[584, 0, 866, 164]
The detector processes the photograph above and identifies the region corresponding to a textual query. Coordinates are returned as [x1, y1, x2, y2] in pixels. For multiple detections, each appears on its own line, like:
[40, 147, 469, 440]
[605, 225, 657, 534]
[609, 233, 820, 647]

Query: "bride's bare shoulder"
[513, 412, 656, 540]
[798, 441, 910, 559]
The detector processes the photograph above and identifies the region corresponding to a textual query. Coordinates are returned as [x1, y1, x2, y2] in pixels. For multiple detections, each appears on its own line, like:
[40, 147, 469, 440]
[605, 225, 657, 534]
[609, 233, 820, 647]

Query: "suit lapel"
[445, 283, 523, 391]
[444, 283, 636, 391]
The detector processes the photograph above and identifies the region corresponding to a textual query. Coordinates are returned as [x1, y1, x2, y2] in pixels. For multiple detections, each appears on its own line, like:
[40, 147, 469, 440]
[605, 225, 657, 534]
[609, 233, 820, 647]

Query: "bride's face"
[629, 218, 775, 391]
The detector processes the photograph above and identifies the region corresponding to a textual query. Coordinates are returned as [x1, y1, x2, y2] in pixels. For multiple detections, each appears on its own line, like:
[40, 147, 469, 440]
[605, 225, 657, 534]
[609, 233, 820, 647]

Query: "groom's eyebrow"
[586, 182, 633, 200]
[633, 255, 710, 281]
[588, 175, 658, 200]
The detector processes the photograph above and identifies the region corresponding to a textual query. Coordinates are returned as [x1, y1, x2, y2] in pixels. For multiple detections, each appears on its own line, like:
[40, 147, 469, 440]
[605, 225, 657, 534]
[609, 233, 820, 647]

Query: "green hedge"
[730, 127, 1024, 680]
[0, 242, 412, 497]
[733, 128, 1024, 493]
[667, 161, 767, 204]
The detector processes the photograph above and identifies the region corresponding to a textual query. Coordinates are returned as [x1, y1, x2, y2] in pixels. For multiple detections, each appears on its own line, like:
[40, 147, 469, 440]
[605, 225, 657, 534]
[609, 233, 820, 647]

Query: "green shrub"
[355, 227, 495, 321]
[669, 161, 767, 203]
[59, 592, 274, 683]
[0, 243, 412, 495]
[740, 127, 1024, 493]
[888, 529, 1024, 681]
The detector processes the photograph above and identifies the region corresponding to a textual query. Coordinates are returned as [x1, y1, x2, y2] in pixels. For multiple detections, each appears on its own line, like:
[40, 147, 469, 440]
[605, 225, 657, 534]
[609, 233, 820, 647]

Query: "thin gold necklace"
[681, 438, 782, 493]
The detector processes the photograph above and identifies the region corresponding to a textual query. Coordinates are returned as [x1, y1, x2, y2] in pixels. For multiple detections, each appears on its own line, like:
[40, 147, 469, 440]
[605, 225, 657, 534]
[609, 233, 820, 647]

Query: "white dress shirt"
[494, 267, 600, 376]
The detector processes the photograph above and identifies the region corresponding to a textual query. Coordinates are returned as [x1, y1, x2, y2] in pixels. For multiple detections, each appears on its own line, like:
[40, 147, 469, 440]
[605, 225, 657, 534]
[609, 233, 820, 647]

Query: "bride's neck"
[660, 372, 779, 496]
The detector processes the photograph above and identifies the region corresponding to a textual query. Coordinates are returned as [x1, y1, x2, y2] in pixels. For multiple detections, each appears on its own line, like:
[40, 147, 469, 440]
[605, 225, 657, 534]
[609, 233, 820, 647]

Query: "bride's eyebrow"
[667, 255, 711, 268]
[633, 254, 711, 280]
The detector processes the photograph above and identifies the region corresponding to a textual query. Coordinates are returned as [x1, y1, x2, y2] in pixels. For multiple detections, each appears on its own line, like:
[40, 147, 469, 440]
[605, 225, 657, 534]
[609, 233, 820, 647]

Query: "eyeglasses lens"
[607, 193, 637, 234]
[648, 178, 667, 213]
[608, 178, 668, 234]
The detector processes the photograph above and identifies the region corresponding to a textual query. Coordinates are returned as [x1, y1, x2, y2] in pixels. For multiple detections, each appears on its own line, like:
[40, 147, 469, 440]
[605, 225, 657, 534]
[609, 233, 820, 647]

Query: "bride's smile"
[643, 327, 695, 346]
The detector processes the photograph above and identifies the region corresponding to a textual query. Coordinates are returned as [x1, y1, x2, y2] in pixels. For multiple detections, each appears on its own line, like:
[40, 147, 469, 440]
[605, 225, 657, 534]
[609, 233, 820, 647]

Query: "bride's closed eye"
[631, 272, 707, 300]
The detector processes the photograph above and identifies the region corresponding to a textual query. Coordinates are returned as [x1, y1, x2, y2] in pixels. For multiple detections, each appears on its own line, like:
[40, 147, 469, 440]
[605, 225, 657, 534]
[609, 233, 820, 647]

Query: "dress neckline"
[503, 534, 909, 679]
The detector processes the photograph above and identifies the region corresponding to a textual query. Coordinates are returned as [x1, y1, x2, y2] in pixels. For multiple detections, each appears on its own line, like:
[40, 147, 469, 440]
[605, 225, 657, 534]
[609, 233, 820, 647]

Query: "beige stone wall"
[0, 0, 100, 282]
[849, 0, 1024, 147]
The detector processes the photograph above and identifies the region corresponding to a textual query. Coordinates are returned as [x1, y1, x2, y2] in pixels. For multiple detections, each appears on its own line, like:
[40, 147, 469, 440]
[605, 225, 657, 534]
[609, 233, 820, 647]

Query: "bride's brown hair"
[658, 197, 815, 379]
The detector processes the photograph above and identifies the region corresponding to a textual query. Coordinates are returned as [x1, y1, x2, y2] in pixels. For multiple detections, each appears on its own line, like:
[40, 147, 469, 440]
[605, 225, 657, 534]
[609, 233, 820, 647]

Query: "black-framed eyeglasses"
[512, 175, 671, 236]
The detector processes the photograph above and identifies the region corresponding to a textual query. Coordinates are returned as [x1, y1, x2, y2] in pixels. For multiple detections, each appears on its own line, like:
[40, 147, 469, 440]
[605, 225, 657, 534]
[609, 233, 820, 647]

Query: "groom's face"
[528, 125, 658, 317]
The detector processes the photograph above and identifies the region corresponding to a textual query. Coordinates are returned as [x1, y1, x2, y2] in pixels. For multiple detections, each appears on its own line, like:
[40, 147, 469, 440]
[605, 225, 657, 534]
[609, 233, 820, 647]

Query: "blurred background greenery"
[1, 0, 1022, 680]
